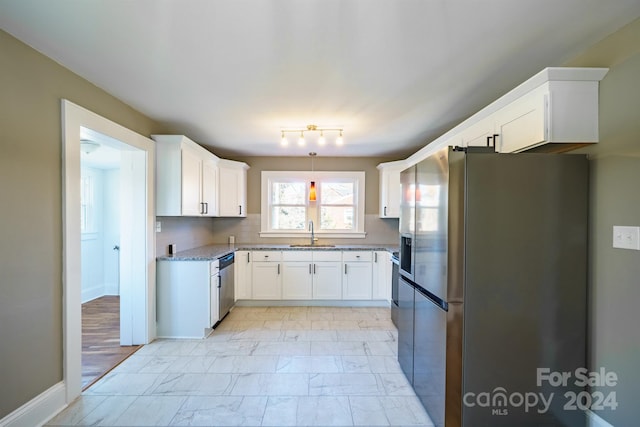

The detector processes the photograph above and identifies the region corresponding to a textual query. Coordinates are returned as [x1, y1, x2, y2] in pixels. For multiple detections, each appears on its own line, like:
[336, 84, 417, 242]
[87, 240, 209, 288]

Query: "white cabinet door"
[210, 273, 220, 326]
[343, 262, 373, 300]
[234, 250, 252, 300]
[494, 87, 546, 153]
[282, 262, 313, 299]
[459, 115, 496, 148]
[372, 251, 391, 301]
[313, 262, 342, 300]
[181, 147, 203, 216]
[202, 158, 218, 216]
[218, 160, 248, 217]
[154, 135, 221, 217]
[379, 166, 402, 219]
[251, 262, 282, 299]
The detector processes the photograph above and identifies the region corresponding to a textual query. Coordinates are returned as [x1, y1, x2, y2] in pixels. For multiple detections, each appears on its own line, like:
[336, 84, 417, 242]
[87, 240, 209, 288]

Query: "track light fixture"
[280, 124, 344, 147]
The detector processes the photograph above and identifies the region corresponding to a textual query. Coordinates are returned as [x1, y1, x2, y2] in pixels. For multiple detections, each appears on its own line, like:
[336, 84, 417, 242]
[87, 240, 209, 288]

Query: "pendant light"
[309, 152, 317, 202]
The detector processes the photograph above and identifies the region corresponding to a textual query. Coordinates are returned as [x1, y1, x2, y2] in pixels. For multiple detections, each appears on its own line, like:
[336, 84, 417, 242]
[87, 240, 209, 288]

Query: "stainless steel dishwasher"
[216, 252, 235, 326]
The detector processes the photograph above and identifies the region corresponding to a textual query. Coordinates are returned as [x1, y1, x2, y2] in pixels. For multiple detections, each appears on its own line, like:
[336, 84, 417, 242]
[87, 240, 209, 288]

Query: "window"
[261, 171, 366, 238]
[80, 175, 94, 233]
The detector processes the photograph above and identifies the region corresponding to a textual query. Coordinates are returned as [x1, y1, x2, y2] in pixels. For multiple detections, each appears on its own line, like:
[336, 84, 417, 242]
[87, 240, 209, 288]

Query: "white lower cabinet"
[234, 250, 252, 300]
[251, 251, 282, 299]
[312, 261, 342, 300]
[372, 251, 391, 301]
[240, 249, 391, 302]
[282, 262, 313, 299]
[281, 251, 342, 300]
[157, 260, 218, 339]
[342, 251, 373, 300]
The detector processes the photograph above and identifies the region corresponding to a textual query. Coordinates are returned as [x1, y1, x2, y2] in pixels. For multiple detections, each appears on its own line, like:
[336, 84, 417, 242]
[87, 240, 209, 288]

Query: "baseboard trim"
[235, 299, 391, 307]
[586, 410, 615, 427]
[0, 382, 66, 427]
[81, 285, 104, 304]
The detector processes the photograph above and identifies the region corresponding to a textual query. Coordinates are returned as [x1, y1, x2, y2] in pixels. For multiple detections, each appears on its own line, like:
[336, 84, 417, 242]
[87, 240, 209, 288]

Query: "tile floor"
[47, 306, 434, 427]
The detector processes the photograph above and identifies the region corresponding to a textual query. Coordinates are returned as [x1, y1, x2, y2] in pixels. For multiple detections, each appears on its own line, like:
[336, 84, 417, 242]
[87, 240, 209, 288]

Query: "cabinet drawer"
[282, 251, 312, 262]
[253, 251, 282, 262]
[313, 251, 342, 262]
[342, 251, 372, 262]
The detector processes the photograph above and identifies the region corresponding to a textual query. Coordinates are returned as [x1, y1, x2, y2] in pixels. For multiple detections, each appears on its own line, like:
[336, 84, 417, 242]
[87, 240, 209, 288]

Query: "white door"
[343, 262, 373, 300]
[234, 250, 252, 300]
[219, 166, 241, 216]
[181, 148, 202, 216]
[202, 159, 218, 216]
[251, 262, 281, 299]
[313, 262, 342, 300]
[282, 262, 313, 299]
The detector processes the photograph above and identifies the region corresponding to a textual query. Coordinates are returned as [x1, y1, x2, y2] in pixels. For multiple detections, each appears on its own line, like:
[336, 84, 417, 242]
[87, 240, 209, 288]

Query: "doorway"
[62, 100, 156, 404]
[79, 130, 142, 389]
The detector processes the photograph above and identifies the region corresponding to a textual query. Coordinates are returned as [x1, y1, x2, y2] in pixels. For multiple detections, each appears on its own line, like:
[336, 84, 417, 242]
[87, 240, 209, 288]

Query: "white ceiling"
[2, 1, 639, 158]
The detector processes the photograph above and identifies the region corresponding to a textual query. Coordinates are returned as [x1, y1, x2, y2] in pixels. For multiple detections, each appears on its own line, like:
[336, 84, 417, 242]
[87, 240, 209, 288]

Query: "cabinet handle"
[313, 264, 316, 274]
[309, 264, 312, 274]
[375, 252, 378, 263]
[486, 136, 492, 147]
[239, 205, 242, 215]
[344, 264, 347, 274]
[218, 275, 221, 289]
[247, 253, 250, 263]
[204, 202, 209, 214]
[384, 206, 387, 216]
[493, 134, 499, 149]
[200, 202, 204, 214]
[277, 264, 280, 275]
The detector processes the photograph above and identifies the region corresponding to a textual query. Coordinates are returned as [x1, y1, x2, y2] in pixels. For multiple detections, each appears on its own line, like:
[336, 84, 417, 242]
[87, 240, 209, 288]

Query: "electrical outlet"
[155, 221, 162, 232]
[613, 226, 640, 250]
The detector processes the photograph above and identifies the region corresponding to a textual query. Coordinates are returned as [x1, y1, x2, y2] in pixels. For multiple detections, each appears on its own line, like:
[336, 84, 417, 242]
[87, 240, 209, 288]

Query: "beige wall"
[0, 30, 168, 418]
[567, 17, 640, 427]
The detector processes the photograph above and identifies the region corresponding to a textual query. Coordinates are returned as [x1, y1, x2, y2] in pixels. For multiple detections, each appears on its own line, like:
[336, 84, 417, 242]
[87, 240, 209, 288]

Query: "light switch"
[613, 226, 640, 250]
[155, 221, 162, 232]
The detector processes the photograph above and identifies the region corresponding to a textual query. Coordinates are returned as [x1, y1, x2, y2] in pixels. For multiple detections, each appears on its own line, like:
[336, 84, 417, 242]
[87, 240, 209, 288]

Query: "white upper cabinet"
[153, 135, 219, 217]
[458, 115, 496, 148]
[377, 160, 405, 219]
[218, 159, 249, 217]
[464, 68, 608, 153]
[457, 71, 608, 153]
[404, 67, 609, 166]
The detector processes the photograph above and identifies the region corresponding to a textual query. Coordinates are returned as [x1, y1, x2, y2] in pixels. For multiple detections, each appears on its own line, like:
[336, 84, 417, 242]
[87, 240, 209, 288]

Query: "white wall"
[80, 166, 120, 302]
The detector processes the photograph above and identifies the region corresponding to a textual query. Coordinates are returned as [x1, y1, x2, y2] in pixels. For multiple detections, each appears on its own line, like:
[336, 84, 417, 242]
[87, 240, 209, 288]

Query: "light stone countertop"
[157, 244, 399, 261]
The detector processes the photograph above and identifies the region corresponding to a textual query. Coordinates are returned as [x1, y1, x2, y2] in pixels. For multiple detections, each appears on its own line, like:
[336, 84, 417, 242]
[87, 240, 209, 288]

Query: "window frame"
[260, 171, 366, 238]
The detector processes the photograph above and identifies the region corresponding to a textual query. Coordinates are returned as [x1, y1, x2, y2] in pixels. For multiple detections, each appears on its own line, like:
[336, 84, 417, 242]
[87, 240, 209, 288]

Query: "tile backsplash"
[156, 214, 399, 256]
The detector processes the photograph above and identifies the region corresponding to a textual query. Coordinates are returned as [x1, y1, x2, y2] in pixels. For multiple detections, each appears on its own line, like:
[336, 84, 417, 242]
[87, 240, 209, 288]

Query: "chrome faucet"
[309, 220, 318, 245]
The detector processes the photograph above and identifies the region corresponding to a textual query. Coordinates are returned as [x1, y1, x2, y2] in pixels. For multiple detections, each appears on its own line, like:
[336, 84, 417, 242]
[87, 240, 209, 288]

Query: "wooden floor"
[82, 296, 141, 389]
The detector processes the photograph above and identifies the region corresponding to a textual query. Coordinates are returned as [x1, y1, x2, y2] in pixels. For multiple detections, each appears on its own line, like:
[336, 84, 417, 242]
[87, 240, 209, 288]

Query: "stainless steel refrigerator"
[398, 147, 588, 427]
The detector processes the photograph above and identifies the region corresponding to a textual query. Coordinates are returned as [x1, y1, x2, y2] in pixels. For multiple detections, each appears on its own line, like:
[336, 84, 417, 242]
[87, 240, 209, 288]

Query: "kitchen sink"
[289, 244, 336, 248]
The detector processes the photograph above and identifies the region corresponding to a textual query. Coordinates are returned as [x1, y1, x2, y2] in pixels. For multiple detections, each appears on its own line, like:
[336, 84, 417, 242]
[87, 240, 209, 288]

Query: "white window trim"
[260, 171, 366, 238]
